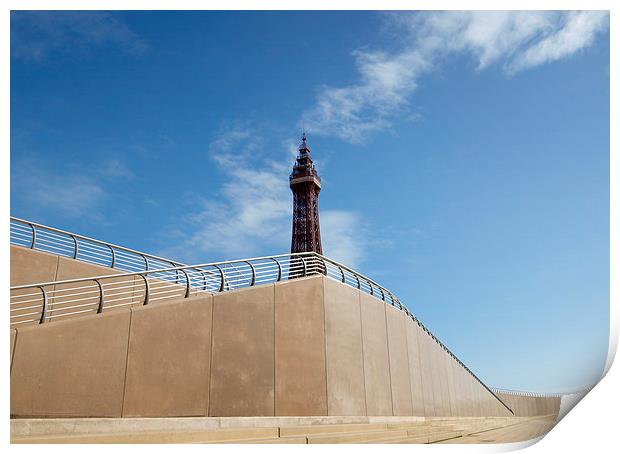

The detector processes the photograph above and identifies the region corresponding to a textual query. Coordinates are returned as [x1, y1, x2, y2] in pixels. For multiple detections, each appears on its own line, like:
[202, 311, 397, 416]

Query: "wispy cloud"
[11, 11, 148, 62]
[100, 159, 136, 179]
[158, 126, 369, 267]
[12, 157, 138, 219]
[303, 11, 609, 143]
[12, 161, 106, 218]
[321, 211, 366, 268]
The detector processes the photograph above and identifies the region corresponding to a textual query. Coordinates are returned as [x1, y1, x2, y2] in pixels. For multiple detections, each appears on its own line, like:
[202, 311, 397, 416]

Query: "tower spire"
[290, 132, 323, 255]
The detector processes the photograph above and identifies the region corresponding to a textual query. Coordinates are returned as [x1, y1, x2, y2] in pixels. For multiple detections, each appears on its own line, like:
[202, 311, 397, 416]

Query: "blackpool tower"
[290, 132, 323, 254]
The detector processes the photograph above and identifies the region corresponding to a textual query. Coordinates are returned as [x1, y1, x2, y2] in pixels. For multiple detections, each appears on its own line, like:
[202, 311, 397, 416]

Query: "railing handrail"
[10, 251, 317, 290]
[10, 216, 186, 269]
[489, 387, 580, 398]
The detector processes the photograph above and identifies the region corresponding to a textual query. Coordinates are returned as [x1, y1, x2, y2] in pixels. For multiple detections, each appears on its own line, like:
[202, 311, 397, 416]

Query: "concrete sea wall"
[10, 247, 559, 418]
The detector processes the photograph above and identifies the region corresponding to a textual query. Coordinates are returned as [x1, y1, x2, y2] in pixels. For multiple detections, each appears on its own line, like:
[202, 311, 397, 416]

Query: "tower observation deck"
[290, 133, 323, 254]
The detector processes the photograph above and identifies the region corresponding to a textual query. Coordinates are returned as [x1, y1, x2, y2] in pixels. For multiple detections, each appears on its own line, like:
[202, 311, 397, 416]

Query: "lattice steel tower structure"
[290, 132, 323, 254]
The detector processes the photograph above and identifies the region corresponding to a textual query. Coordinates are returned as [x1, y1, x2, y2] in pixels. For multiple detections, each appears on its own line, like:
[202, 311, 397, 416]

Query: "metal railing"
[9, 252, 404, 325]
[10, 217, 187, 273]
[489, 387, 567, 398]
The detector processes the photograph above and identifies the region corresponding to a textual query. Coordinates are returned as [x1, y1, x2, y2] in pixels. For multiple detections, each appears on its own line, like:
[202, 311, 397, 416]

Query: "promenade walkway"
[12, 415, 557, 444]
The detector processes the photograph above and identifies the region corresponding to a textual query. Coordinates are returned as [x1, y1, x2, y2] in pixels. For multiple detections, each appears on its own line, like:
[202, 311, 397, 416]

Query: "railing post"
[95, 279, 105, 313]
[214, 265, 226, 292]
[301, 256, 307, 277]
[245, 261, 256, 286]
[180, 269, 191, 298]
[271, 258, 282, 282]
[338, 266, 345, 283]
[200, 270, 208, 291]
[320, 258, 327, 276]
[141, 274, 150, 305]
[38, 286, 48, 324]
[29, 223, 37, 249]
[142, 254, 149, 271]
[108, 244, 116, 268]
[71, 235, 78, 259]
[368, 280, 374, 296]
[355, 274, 361, 289]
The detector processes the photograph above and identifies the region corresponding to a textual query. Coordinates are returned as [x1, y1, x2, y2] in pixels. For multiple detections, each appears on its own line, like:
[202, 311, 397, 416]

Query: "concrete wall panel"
[385, 305, 413, 416]
[431, 340, 449, 415]
[458, 363, 470, 416]
[11, 311, 131, 417]
[478, 381, 489, 416]
[209, 285, 275, 416]
[405, 318, 425, 416]
[122, 295, 213, 417]
[456, 365, 470, 415]
[443, 352, 456, 416]
[468, 375, 481, 416]
[10, 246, 59, 286]
[431, 337, 446, 416]
[10, 247, 60, 327]
[448, 359, 459, 416]
[446, 357, 458, 416]
[417, 327, 436, 416]
[359, 293, 392, 416]
[274, 276, 327, 416]
[323, 277, 366, 416]
[440, 348, 454, 416]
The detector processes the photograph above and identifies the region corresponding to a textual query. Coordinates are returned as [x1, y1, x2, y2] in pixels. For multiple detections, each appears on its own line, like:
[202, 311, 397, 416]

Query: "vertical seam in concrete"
[10, 329, 18, 374]
[415, 325, 428, 417]
[120, 308, 133, 418]
[402, 315, 414, 416]
[207, 294, 215, 417]
[359, 295, 368, 416]
[322, 277, 329, 416]
[272, 283, 276, 417]
[414, 324, 425, 417]
[384, 304, 394, 416]
[357, 291, 367, 417]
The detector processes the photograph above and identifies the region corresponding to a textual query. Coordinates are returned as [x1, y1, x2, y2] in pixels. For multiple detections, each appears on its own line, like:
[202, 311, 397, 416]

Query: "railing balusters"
[108, 244, 116, 268]
[30, 223, 36, 249]
[272, 258, 282, 282]
[180, 269, 191, 298]
[142, 254, 149, 271]
[214, 265, 225, 292]
[38, 286, 48, 324]
[245, 261, 256, 286]
[141, 274, 150, 305]
[71, 235, 79, 259]
[96, 279, 104, 313]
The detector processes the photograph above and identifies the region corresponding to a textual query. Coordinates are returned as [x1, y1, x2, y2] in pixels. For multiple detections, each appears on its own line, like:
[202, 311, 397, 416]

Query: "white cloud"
[509, 11, 609, 73]
[11, 11, 147, 62]
[303, 11, 609, 142]
[321, 211, 365, 269]
[160, 127, 369, 267]
[100, 159, 135, 179]
[12, 162, 106, 217]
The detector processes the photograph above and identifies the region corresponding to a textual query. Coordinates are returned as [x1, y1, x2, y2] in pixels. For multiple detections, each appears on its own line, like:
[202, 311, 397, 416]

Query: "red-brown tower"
[290, 132, 323, 254]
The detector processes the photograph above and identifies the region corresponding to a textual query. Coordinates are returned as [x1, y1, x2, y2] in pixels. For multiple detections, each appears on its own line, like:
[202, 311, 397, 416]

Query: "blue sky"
[10, 11, 609, 393]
